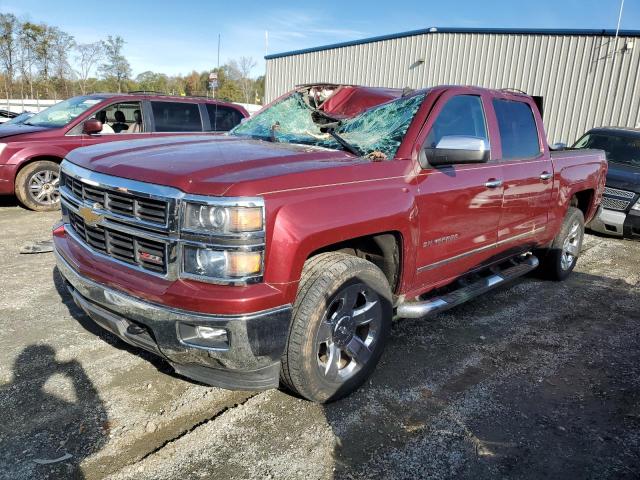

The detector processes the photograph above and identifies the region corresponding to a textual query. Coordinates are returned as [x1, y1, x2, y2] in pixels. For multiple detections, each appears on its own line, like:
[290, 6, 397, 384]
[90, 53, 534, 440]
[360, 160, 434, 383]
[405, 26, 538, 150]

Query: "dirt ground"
[0, 197, 639, 480]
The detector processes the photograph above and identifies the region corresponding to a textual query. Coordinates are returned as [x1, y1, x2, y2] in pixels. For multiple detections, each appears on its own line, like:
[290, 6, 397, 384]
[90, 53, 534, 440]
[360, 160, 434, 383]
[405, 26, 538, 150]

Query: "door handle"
[485, 179, 503, 188]
[540, 172, 553, 181]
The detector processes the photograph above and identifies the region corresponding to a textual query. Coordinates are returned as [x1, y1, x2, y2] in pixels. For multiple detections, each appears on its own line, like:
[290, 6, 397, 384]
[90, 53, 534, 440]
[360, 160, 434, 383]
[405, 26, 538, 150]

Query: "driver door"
[414, 92, 504, 290]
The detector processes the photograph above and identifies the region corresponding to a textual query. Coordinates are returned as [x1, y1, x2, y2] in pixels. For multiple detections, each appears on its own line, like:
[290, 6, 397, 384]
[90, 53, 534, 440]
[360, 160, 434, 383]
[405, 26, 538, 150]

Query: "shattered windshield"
[230, 91, 425, 159]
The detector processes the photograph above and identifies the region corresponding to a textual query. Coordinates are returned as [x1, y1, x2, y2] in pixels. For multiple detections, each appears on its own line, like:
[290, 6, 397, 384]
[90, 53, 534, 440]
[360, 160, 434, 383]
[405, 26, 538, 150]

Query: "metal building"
[264, 27, 640, 143]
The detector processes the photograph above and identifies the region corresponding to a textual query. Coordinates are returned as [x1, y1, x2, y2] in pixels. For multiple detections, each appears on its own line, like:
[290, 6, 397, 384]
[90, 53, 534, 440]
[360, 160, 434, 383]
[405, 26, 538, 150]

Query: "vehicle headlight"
[183, 246, 262, 279]
[632, 198, 640, 211]
[183, 202, 263, 234]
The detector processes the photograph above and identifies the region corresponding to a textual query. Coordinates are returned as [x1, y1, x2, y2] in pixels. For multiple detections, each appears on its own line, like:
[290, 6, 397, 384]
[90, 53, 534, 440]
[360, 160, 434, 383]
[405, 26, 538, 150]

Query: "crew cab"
[572, 127, 640, 238]
[0, 93, 248, 211]
[52, 84, 607, 402]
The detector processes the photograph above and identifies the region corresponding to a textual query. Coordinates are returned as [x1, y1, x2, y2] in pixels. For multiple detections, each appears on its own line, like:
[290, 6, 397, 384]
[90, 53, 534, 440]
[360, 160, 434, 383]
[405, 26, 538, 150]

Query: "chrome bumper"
[588, 206, 626, 237]
[54, 249, 292, 390]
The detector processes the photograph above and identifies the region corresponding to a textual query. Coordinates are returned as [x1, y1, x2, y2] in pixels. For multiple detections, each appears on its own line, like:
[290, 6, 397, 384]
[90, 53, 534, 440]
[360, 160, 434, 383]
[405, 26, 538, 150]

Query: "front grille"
[61, 172, 168, 226]
[69, 211, 167, 274]
[601, 197, 631, 211]
[604, 186, 636, 199]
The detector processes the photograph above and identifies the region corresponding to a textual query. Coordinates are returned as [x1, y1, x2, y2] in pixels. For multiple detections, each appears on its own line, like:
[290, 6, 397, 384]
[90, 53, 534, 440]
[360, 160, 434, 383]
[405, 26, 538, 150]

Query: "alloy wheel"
[315, 282, 383, 384]
[28, 169, 60, 206]
[561, 220, 582, 270]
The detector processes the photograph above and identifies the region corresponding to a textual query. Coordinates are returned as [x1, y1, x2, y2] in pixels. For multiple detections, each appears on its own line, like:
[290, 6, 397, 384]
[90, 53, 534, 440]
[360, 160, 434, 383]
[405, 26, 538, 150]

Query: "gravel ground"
[0, 199, 639, 479]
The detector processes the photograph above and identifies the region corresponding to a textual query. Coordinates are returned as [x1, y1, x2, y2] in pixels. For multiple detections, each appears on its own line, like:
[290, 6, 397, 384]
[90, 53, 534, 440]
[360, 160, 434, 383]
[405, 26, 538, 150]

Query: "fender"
[7, 143, 69, 168]
[547, 150, 607, 240]
[264, 180, 420, 303]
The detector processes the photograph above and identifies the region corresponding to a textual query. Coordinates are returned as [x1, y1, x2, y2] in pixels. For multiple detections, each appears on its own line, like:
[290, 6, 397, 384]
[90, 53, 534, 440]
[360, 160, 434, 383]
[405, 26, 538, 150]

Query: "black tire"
[537, 206, 585, 281]
[15, 160, 61, 211]
[281, 252, 392, 403]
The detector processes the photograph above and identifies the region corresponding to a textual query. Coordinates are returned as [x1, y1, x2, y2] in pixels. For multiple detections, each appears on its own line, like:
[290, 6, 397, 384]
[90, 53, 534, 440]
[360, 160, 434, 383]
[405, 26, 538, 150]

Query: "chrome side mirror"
[420, 135, 490, 168]
[551, 142, 567, 151]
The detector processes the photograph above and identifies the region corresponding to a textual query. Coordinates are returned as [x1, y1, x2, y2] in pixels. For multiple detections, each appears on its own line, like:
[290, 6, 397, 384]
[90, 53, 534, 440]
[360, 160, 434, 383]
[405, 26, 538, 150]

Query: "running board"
[396, 255, 540, 319]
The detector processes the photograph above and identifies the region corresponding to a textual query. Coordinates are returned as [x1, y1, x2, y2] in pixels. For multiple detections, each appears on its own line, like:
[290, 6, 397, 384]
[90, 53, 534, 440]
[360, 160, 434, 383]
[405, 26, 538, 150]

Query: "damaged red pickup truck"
[53, 84, 607, 402]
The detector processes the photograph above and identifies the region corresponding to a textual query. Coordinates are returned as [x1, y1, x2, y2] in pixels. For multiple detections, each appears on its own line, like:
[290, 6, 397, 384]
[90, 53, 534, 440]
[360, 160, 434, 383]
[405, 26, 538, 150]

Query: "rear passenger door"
[492, 97, 553, 247]
[149, 101, 203, 133]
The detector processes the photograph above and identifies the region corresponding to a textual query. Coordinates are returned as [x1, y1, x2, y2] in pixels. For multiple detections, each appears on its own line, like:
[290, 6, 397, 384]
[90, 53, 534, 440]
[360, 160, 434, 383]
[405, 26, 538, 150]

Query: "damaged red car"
[53, 84, 606, 402]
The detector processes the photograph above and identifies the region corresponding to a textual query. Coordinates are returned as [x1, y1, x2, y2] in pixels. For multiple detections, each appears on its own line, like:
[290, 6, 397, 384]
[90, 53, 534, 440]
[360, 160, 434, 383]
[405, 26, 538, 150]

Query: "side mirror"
[83, 118, 103, 135]
[420, 135, 490, 168]
[550, 142, 567, 151]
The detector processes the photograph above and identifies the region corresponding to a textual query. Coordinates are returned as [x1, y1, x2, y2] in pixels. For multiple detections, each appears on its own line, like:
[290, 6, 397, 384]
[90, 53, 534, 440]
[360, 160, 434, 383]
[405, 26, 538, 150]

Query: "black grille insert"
[62, 172, 168, 226]
[68, 211, 167, 274]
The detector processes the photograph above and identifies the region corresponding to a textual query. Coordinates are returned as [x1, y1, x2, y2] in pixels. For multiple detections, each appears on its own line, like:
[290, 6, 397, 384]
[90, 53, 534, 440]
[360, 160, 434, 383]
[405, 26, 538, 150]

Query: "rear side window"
[206, 104, 244, 131]
[425, 95, 488, 148]
[151, 101, 202, 132]
[493, 99, 540, 160]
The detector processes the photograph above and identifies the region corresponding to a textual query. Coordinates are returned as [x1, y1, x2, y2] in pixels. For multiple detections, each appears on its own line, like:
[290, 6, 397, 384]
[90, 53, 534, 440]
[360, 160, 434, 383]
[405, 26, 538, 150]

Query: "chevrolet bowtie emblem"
[78, 204, 104, 227]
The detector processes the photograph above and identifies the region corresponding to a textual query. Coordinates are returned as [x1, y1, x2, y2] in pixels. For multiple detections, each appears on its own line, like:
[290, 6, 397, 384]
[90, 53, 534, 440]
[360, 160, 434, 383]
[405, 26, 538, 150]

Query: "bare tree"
[0, 13, 19, 103]
[99, 35, 131, 93]
[75, 41, 103, 94]
[228, 56, 256, 103]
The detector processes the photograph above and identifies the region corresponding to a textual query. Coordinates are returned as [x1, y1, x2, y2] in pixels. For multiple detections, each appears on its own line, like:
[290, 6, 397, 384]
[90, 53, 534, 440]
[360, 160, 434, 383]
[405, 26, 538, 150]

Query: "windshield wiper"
[321, 124, 361, 157]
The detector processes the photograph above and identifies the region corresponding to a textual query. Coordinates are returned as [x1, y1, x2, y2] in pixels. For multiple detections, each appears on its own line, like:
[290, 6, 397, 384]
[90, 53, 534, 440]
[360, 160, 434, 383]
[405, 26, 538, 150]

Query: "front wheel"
[280, 252, 392, 403]
[537, 206, 585, 281]
[15, 160, 61, 211]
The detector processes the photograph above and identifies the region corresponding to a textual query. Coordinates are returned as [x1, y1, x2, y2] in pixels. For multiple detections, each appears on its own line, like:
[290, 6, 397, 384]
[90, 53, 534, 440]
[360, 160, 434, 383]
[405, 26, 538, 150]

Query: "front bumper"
[588, 207, 640, 239]
[55, 249, 292, 390]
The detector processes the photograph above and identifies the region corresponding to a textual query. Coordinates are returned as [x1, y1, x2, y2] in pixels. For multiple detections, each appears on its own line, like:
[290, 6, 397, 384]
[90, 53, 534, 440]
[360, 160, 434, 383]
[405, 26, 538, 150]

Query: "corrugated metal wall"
[265, 32, 640, 143]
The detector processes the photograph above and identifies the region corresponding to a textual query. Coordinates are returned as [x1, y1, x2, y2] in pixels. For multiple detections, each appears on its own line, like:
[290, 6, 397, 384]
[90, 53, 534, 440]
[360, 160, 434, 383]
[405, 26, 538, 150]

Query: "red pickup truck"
[52, 84, 606, 402]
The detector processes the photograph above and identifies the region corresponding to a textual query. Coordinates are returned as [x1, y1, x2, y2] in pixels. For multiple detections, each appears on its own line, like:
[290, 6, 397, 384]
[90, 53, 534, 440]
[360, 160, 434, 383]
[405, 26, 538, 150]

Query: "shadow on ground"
[0, 345, 108, 479]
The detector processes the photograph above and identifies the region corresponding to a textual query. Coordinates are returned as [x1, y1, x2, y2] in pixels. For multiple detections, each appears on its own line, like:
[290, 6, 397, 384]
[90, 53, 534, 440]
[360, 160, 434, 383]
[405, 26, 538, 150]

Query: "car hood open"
[65, 135, 363, 196]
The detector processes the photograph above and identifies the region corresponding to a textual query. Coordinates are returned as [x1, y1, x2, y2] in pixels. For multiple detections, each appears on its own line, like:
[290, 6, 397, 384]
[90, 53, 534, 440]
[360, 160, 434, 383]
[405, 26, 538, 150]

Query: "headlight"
[633, 198, 640, 211]
[183, 246, 262, 280]
[183, 202, 263, 234]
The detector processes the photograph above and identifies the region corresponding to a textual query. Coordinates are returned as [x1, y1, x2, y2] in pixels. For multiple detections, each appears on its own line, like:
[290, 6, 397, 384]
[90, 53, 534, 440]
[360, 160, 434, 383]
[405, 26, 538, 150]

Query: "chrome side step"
[396, 255, 540, 319]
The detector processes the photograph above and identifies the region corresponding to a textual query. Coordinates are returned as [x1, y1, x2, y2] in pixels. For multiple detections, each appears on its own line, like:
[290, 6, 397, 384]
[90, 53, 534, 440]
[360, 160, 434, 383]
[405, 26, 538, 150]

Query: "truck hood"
[606, 161, 640, 194]
[0, 124, 50, 139]
[65, 135, 362, 196]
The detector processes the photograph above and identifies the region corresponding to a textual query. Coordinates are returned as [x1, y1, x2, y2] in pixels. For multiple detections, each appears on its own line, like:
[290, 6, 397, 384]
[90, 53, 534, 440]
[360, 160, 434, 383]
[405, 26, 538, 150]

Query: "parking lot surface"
[1, 200, 639, 479]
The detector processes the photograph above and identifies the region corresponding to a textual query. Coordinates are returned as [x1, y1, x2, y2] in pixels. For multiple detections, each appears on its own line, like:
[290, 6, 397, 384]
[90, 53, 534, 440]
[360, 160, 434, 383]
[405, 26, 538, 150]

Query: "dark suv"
[573, 127, 640, 238]
[0, 93, 248, 211]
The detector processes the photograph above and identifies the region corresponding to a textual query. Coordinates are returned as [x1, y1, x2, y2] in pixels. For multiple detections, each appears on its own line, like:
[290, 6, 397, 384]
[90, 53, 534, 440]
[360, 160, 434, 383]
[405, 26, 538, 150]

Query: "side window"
[493, 99, 541, 160]
[206, 104, 244, 131]
[92, 101, 144, 134]
[426, 95, 488, 148]
[151, 101, 202, 132]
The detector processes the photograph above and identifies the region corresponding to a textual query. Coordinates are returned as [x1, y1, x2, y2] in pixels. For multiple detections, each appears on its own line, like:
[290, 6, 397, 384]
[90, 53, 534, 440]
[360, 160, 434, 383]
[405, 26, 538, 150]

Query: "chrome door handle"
[485, 179, 503, 188]
[540, 172, 553, 181]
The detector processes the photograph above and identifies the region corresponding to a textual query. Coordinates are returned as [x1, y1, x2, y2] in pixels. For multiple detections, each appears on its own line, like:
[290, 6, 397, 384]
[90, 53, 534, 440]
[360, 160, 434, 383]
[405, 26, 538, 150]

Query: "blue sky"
[2, 0, 639, 78]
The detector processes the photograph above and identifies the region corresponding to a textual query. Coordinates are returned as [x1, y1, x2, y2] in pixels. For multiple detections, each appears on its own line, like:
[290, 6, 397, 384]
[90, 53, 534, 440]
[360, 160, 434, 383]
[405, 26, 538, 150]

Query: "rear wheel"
[537, 206, 585, 281]
[15, 160, 61, 211]
[281, 252, 392, 403]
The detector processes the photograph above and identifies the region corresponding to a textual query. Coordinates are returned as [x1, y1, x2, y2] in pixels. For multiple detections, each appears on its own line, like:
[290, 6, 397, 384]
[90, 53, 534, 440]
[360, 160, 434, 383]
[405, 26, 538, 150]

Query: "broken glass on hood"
[230, 90, 426, 159]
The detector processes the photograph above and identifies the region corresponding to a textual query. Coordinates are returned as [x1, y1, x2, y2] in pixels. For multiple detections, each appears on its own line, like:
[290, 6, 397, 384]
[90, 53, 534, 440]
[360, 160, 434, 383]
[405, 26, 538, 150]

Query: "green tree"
[99, 35, 131, 93]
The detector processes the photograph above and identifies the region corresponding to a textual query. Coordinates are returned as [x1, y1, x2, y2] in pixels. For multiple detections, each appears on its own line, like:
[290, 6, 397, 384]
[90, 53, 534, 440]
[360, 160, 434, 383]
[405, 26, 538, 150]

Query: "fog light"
[177, 322, 229, 350]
